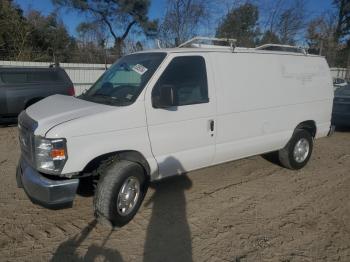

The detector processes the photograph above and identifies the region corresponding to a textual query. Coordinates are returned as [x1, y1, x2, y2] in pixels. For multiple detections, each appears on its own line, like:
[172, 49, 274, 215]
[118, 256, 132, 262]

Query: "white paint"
[210, 52, 333, 165]
[24, 47, 333, 180]
[144, 53, 217, 179]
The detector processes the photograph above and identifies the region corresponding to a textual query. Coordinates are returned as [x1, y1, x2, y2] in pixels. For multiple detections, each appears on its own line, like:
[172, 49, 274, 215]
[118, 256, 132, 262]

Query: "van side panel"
[211, 52, 333, 164]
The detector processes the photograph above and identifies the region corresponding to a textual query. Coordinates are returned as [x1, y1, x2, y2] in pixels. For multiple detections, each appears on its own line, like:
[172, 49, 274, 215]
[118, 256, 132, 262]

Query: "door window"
[153, 56, 209, 106]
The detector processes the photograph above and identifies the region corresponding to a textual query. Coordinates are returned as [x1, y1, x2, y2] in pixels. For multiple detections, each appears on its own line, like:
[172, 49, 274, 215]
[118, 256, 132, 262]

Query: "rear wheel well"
[295, 120, 317, 138]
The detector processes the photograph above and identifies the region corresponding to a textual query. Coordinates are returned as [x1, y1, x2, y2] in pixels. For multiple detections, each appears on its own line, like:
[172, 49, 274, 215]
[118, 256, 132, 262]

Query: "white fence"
[0, 61, 111, 95]
[330, 68, 349, 80]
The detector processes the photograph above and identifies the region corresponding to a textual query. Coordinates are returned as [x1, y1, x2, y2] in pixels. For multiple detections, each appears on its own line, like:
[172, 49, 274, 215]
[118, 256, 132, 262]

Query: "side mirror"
[152, 84, 177, 108]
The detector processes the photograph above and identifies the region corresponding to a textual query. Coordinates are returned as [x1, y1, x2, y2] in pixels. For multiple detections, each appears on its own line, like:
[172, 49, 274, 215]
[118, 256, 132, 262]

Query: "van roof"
[137, 37, 320, 57]
[135, 47, 321, 57]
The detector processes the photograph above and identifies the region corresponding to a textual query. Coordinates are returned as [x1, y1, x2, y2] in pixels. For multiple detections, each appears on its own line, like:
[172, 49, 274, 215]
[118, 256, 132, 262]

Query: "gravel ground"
[0, 126, 350, 262]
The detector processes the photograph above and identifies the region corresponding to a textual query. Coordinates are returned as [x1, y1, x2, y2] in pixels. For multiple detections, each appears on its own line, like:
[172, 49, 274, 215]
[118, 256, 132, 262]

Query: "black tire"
[93, 159, 148, 227]
[278, 129, 313, 170]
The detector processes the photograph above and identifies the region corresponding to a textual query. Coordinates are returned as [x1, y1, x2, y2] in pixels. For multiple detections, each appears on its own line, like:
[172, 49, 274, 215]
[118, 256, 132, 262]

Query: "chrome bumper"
[16, 157, 79, 207]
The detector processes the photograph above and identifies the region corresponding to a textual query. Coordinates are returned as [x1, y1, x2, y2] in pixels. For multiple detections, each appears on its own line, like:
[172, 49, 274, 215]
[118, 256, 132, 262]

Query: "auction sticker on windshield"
[132, 64, 148, 75]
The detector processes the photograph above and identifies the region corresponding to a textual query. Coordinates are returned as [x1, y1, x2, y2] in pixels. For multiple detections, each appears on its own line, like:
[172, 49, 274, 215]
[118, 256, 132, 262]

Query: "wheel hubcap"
[117, 177, 140, 216]
[293, 138, 310, 163]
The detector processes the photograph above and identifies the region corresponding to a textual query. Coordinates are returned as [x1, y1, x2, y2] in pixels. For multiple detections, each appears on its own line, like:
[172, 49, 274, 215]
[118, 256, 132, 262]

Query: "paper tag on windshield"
[132, 64, 148, 75]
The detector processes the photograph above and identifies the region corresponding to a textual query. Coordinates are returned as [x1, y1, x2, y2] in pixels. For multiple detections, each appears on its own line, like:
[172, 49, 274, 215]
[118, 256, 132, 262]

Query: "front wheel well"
[81, 151, 151, 178]
[295, 120, 317, 138]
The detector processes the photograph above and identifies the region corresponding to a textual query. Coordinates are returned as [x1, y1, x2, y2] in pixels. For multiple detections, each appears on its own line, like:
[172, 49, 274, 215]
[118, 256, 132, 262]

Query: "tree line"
[0, 0, 349, 67]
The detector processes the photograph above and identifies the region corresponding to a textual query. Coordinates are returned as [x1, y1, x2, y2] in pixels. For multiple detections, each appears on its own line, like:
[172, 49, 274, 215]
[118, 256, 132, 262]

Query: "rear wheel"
[93, 159, 148, 227]
[278, 129, 313, 170]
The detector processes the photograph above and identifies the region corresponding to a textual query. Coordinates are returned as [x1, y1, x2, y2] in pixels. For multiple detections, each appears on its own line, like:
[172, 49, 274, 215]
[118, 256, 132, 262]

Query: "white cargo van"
[16, 38, 334, 226]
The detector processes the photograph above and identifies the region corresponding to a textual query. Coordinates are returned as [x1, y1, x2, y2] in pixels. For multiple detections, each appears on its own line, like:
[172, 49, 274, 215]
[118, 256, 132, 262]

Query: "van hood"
[26, 94, 114, 136]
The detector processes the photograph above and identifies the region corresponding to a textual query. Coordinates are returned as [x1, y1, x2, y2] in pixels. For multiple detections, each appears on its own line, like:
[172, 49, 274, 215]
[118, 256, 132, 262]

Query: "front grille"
[18, 111, 38, 165]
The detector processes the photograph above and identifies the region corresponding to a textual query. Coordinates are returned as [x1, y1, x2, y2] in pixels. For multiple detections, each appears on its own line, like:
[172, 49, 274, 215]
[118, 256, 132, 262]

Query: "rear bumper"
[16, 157, 79, 207]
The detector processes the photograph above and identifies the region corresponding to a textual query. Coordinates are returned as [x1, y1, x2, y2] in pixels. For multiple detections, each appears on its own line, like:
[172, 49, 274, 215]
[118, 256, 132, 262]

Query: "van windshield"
[79, 52, 166, 106]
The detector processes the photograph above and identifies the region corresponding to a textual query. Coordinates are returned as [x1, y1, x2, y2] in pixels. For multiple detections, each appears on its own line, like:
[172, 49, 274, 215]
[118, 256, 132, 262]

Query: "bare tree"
[158, 0, 211, 47]
[263, 0, 285, 33]
[261, 0, 306, 45]
[306, 13, 338, 65]
[276, 0, 306, 45]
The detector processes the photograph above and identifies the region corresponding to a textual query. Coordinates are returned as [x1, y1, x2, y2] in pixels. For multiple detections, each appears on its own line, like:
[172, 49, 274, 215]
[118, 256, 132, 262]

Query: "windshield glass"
[79, 52, 166, 106]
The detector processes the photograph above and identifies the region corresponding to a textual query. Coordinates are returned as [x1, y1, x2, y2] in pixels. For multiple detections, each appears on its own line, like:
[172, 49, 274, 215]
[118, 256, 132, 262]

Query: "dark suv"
[0, 66, 74, 124]
[332, 84, 350, 127]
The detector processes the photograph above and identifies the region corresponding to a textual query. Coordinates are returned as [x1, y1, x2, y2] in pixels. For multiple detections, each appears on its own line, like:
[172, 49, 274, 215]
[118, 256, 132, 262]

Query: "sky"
[15, 0, 335, 44]
[15, 0, 167, 36]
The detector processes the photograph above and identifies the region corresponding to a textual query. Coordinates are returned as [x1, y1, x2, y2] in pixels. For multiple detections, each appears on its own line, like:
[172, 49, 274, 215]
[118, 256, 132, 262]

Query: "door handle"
[209, 120, 214, 132]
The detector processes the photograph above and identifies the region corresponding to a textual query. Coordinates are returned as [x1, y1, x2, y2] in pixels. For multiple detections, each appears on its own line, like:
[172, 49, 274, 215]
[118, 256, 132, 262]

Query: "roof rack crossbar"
[178, 37, 237, 51]
[255, 44, 308, 55]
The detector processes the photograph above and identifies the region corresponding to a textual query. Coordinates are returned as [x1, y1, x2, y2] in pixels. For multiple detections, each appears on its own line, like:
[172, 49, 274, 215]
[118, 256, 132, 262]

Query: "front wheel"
[278, 129, 313, 170]
[93, 159, 148, 227]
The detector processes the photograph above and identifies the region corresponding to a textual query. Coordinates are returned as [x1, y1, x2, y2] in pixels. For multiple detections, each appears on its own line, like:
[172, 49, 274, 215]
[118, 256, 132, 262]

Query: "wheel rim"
[293, 138, 310, 163]
[117, 176, 140, 216]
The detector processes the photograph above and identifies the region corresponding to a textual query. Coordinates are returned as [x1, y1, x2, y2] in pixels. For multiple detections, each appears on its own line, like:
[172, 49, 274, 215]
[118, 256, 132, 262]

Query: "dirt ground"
[0, 126, 350, 262]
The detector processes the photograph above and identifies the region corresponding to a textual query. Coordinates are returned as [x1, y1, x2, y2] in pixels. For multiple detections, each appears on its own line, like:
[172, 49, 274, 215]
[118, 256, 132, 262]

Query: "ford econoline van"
[16, 38, 334, 226]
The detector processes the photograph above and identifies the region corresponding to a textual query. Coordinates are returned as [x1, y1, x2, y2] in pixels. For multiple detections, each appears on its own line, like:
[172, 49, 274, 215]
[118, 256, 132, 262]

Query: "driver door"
[145, 54, 216, 179]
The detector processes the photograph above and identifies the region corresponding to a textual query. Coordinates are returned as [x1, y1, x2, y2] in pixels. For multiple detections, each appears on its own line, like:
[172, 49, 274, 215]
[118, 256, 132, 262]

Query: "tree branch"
[84, 6, 119, 42]
[101, 16, 118, 41]
[121, 20, 137, 40]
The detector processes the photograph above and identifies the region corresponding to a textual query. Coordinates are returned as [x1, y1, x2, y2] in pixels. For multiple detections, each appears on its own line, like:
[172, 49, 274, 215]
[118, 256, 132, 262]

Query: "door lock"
[209, 120, 214, 132]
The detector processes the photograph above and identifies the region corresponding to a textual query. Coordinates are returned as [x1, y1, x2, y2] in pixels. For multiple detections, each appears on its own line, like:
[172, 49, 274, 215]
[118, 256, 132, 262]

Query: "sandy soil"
[0, 126, 350, 262]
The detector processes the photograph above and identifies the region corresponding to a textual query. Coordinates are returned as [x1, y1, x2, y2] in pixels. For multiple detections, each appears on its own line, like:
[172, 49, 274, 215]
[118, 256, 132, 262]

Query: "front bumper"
[16, 157, 79, 207]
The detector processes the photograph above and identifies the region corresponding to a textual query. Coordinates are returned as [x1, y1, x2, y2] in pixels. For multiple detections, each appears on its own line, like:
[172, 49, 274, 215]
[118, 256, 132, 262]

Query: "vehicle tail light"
[68, 86, 75, 96]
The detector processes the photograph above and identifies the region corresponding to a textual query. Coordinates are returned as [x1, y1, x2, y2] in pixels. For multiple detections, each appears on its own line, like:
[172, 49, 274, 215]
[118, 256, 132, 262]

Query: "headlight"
[34, 137, 68, 174]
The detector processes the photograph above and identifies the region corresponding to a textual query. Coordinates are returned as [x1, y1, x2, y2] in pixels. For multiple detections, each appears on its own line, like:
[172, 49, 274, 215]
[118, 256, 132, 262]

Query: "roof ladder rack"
[178, 37, 237, 51]
[255, 44, 308, 55]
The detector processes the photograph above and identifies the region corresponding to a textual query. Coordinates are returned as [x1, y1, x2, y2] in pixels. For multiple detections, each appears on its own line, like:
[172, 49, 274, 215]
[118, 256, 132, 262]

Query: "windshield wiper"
[85, 94, 121, 105]
[79, 93, 132, 106]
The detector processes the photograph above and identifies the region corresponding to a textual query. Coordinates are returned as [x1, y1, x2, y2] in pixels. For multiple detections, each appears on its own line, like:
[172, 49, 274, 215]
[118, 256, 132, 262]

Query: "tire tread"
[93, 158, 146, 227]
[278, 129, 313, 170]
